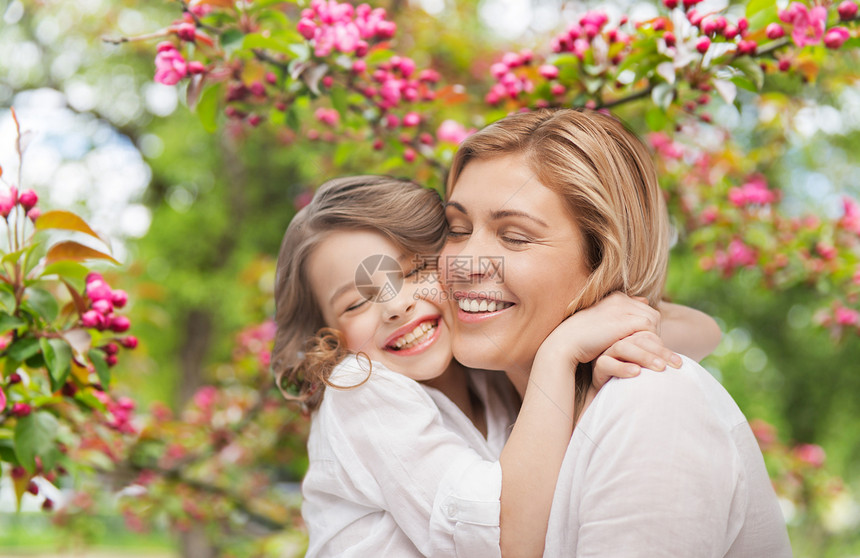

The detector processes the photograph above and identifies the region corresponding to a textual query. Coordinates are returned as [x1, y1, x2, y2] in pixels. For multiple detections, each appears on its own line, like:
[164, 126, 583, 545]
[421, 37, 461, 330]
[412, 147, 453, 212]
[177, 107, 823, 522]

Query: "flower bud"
[111, 290, 128, 309]
[110, 315, 131, 333]
[402, 112, 421, 127]
[8, 372, 21, 384]
[403, 148, 416, 163]
[176, 22, 196, 42]
[297, 18, 317, 40]
[766, 23, 785, 39]
[86, 280, 113, 302]
[92, 299, 113, 316]
[121, 336, 139, 349]
[538, 64, 560, 79]
[27, 480, 39, 495]
[18, 189, 38, 210]
[12, 402, 32, 417]
[737, 39, 757, 55]
[824, 27, 850, 49]
[664, 0, 678, 8]
[106, 354, 118, 367]
[81, 310, 102, 328]
[103, 342, 119, 355]
[62, 382, 78, 397]
[838, 0, 858, 20]
[696, 36, 711, 53]
[27, 208, 40, 222]
[11, 466, 26, 479]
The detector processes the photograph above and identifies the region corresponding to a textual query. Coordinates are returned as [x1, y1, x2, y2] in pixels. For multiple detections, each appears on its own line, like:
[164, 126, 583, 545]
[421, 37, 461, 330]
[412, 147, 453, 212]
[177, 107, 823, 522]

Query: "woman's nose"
[443, 234, 501, 285]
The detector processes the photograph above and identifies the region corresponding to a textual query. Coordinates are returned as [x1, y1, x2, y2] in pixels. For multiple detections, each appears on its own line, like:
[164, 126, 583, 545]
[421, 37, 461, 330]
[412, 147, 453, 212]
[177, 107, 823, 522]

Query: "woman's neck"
[424, 360, 487, 438]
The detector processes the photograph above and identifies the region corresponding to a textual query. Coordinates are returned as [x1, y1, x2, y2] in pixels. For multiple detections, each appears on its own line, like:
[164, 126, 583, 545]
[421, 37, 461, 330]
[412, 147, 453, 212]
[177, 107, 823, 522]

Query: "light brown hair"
[447, 108, 670, 414]
[272, 175, 446, 411]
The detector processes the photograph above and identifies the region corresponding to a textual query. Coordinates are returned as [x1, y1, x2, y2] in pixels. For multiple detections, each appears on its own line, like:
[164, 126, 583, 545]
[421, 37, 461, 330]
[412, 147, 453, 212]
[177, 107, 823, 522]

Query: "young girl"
[272, 175, 718, 557]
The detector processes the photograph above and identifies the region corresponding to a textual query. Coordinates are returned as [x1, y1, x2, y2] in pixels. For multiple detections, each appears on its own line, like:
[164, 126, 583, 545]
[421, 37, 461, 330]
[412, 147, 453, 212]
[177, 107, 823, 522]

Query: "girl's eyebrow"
[329, 282, 355, 306]
[329, 252, 410, 306]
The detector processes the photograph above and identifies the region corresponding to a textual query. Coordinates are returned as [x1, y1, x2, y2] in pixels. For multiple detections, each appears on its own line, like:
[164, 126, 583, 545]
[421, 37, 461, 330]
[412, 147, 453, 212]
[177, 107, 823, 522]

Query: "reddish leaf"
[46, 241, 118, 265]
[62, 279, 88, 315]
[35, 210, 104, 242]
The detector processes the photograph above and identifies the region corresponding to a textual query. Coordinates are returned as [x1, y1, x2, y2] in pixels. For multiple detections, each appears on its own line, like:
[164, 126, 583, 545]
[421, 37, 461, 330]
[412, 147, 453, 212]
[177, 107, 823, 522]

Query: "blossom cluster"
[80, 273, 137, 366]
[0, 186, 40, 222]
[154, 41, 205, 86]
[297, 1, 396, 57]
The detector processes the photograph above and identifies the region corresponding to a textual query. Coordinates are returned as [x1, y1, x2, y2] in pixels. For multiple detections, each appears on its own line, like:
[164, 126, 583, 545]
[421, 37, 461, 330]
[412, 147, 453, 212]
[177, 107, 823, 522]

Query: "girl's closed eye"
[344, 298, 368, 313]
[446, 228, 471, 239]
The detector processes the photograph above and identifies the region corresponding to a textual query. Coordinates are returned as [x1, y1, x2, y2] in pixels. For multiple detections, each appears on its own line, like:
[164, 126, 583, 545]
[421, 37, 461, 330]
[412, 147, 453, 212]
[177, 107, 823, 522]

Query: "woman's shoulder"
[580, 355, 746, 435]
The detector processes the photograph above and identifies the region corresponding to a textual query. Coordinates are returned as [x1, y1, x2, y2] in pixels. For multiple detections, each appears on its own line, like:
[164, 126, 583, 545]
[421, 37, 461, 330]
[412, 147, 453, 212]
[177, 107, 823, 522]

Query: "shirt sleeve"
[574, 364, 746, 558]
[320, 357, 502, 558]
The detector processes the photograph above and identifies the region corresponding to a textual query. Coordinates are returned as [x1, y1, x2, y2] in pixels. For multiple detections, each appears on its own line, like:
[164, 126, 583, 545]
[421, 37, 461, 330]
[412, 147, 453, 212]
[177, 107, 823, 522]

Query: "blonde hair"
[448, 109, 670, 416]
[448, 108, 669, 313]
[272, 176, 446, 411]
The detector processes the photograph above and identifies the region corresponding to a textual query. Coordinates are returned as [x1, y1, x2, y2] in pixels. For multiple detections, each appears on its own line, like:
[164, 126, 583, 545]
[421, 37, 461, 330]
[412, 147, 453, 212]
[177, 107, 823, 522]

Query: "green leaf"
[220, 29, 245, 52]
[24, 287, 59, 322]
[14, 411, 59, 474]
[331, 86, 348, 121]
[0, 283, 15, 312]
[242, 33, 293, 54]
[645, 106, 668, 131]
[286, 106, 301, 132]
[0, 313, 26, 334]
[7, 338, 40, 363]
[40, 261, 89, 281]
[733, 57, 765, 91]
[88, 349, 111, 388]
[41, 338, 72, 392]
[197, 84, 222, 134]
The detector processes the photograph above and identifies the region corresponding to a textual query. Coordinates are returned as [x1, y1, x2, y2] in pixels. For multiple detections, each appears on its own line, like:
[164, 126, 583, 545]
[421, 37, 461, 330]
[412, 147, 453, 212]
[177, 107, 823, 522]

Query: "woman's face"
[440, 154, 590, 375]
[308, 229, 454, 382]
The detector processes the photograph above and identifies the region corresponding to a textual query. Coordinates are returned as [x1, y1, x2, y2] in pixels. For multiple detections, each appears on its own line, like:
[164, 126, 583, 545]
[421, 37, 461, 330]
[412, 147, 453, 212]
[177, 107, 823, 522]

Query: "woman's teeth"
[458, 298, 513, 313]
[392, 321, 437, 350]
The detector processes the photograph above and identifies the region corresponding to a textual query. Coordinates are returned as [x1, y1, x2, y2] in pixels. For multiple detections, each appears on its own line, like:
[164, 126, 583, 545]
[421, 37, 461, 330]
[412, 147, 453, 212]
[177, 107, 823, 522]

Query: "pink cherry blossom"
[780, 3, 827, 47]
[793, 443, 826, 467]
[835, 306, 859, 325]
[728, 176, 777, 207]
[840, 196, 860, 234]
[154, 43, 188, 85]
[436, 120, 474, 144]
[314, 108, 339, 126]
[0, 189, 16, 217]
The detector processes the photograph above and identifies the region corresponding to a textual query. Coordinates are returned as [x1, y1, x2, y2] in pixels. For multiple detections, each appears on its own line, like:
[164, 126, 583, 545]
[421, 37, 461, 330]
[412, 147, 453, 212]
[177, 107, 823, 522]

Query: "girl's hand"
[536, 292, 679, 381]
[592, 330, 682, 389]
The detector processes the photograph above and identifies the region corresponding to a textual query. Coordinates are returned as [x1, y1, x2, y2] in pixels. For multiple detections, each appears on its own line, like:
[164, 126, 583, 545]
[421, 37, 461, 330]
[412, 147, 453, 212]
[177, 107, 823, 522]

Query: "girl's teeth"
[391, 321, 437, 350]
[479, 300, 488, 312]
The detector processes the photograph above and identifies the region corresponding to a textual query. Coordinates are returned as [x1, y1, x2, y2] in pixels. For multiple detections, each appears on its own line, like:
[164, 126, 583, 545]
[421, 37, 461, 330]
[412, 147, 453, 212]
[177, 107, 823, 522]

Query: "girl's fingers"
[613, 331, 682, 368]
[593, 355, 641, 389]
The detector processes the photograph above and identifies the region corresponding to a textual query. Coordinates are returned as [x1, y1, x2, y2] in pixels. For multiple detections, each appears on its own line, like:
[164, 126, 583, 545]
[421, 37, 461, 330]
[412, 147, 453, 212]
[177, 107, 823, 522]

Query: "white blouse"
[544, 355, 792, 557]
[301, 355, 518, 558]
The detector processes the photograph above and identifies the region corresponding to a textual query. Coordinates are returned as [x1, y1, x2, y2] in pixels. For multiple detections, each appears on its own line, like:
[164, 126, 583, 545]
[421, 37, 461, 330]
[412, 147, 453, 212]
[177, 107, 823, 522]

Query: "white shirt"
[544, 355, 792, 557]
[302, 355, 518, 558]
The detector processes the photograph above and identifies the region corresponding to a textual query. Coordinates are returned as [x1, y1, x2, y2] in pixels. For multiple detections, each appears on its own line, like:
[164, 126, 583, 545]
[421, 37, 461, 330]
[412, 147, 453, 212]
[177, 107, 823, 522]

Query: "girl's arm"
[657, 301, 722, 362]
[498, 293, 679, 558]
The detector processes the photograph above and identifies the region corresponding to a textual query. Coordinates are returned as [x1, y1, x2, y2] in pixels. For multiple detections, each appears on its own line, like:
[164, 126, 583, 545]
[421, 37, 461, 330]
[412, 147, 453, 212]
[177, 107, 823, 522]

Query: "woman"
[441, 108, 792, 557]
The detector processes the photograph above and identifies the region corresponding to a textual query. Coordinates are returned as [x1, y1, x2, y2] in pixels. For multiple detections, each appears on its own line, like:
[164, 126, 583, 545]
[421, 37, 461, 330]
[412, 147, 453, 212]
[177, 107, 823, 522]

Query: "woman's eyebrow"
[443, 201, 467, 214]
[490, 209, 549, 229]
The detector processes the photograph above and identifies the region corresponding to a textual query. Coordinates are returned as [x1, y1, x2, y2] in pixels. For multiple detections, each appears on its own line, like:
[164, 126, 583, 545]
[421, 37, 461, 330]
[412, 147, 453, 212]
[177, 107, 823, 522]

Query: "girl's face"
[308, 229, 454, 382]
[441, 154, 590, 375]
